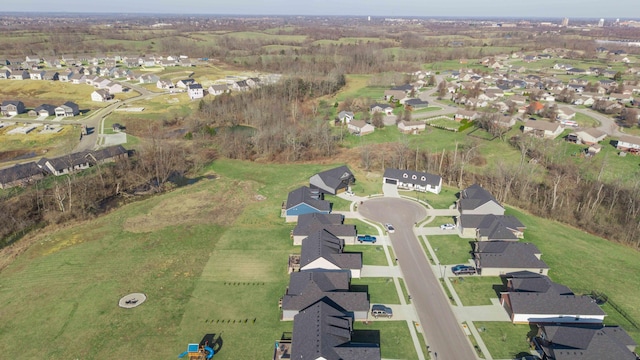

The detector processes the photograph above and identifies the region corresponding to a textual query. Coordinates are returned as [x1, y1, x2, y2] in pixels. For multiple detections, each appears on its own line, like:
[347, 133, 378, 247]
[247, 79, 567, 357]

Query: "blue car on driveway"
[357, 235, 377, 243]
[451, 264, 476, 276]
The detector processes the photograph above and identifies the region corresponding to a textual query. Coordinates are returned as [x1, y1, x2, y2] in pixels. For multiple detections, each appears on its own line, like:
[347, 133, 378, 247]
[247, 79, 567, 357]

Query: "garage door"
[385, 178, 397, 184]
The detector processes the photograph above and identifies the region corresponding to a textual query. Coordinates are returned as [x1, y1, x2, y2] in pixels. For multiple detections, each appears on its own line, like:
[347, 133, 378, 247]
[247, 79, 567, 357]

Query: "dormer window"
[421, 176, 426, 181]
[412, 175, 417, 180]
[403, 173, 408, 178]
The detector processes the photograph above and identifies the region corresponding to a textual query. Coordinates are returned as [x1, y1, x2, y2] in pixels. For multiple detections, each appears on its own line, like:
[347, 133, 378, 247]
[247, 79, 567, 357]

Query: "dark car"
[371, 304, 393, 318]
[451, 264, 476, 276]
[357, 235, 377, 243]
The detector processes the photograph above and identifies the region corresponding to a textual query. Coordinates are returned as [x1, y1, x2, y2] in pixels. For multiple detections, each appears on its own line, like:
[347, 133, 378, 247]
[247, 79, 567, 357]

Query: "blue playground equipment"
[178, 343, 214, 359]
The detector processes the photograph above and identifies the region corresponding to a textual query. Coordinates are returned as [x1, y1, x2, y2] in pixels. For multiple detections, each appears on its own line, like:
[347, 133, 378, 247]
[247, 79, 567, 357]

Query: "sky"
[4, 0, 640, 19]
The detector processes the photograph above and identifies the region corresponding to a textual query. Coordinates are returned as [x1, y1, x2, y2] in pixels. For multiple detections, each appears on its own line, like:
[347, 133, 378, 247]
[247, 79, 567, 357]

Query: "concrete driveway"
[359, 197, 477, 359]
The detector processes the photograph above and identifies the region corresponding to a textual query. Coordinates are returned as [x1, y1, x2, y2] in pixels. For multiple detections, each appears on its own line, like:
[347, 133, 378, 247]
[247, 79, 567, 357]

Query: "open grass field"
[0, 124, 79, 164]
[0, 80, 103, 110]
[353, 321, 420, 359]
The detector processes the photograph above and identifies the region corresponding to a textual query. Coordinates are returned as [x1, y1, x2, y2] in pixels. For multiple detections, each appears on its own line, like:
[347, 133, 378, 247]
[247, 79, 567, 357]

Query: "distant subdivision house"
[289, 300, 380, 359]
[30, 104, 56, 117]
[38, 145, 128, 176]
[299, 229, 362, 278]
[474, 241, 549, 276]
[91, 89, 113, 102]
[500, 272, 605, 324]
[309, 165, 355, 195]
[523, 119, 564, 139]
[292, 213, 356, 246]
[397, 120, 426, 134]
[187, 83, 204, 99]
[283, 186, 331, 222]
[616, 135, 640, 153]
[55, 101, 80, 117]
[347, 120, 375, 135]
[1, 100, 26, 116]
[383, 168, 442, 194]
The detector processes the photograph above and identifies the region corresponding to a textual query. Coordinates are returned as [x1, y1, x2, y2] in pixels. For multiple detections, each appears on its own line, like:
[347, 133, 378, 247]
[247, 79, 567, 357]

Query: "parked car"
[357, 235, 377, 243]
[440, 223, 456, 230]
[371, 304, 393, 318]
[451, 264, 476, 276]
[384, 223, 395, 233]
[345, 190, 355, 196]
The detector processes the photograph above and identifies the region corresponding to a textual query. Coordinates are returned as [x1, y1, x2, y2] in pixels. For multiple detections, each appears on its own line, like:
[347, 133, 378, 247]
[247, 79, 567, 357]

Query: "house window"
[403, 173, 408, 178]
[412, 175, 417, 180]
[421, 176, 426, 181]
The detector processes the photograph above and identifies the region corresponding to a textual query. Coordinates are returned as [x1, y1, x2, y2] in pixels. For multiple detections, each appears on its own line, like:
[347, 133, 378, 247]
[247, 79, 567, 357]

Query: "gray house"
[55, 101, 80, 117]
[535, 324, 637, 360]
[474, 241, 549, 276]
[458, 184, 504, 216]
[292, 213, 356, 245]
[299, 230, 362, 278]
[309, 165, 355, 195]
[1, 100, 26, 116]
[282, 271, 369, 321]
[29, 104, 57, 117]
[290, 300, 380, 359]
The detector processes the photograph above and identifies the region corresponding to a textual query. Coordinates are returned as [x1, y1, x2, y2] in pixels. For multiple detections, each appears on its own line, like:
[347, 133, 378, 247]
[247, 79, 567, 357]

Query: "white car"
[345, 190, 355, 196]
[385, 223, 395, 233]
[440, 224, 456, 230]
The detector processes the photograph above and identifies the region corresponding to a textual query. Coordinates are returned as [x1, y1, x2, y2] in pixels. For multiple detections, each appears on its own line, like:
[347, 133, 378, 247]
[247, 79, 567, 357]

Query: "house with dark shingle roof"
[299, 230, 362, 278]
[282, 271, 369, 320]
[292, 213, 356, 245]
[404, 98, 429, 109]
[535, 324, 637, 360]
[474, 241, 549, 276]
[283, 186, 331, 222]
[37, 145, 128, 176]
[29, 104, 57, 117]
[501, 291, 605, 325]
[1, 100, 25, 116]
[459, 214, 525, 240]
[290, 300, 380, 358]
[55, 101, 80, 117]
[0, 162, 45, 189]
[458, 184, 504, 216]
[309, 165, 355, 195]
[383, 168, 442, 194]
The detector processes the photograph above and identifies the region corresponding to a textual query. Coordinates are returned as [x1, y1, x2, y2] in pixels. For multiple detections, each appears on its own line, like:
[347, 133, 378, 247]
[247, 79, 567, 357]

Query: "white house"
[397, 120, 426, 134]
[91, 89, 112, 102]
[383, 168, 442, 194]
[616, 135, 640, 152]
[523, 119, 564, 139]
[347, 120, 375, 135]
[187, 83, 204, 99]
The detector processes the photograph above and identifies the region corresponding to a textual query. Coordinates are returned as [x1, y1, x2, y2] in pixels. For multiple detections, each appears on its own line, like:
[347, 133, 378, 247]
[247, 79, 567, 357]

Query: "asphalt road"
[360, 197, 477, 360]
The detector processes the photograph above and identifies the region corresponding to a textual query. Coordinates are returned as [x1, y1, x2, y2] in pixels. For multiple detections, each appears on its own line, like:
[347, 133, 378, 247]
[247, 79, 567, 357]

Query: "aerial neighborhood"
[2, 12, 640, 360]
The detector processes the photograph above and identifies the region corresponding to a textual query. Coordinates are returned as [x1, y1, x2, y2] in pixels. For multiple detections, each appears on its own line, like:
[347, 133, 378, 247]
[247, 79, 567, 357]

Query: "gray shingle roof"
[309, 165, 355, 195]
[459, 184, 502, 211]
[475, 242, 548, 269]
[291, 300, 380, 360]
[293, 213, 356, 238]
[282, 276, 369, 313]
[0, 162, 44, 185]
[508, 292, 605, 317]
[476, 215, 525, 241]
[540, 325, 636, 360]
[300, 230, 362, 270]
[287, 271, 350, 295]
[286, 186, 330, 212]
[508, 274, 573, 295]
[383, 168, 441, 187]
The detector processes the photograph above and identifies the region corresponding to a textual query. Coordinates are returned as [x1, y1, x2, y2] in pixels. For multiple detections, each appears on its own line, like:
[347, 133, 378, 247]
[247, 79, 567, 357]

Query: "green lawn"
[424, 216, 458, 228]
[353, 321, 420, 360]
[400, 185, 458, 210]
[474, 322, 535, 359]
[345, 218, 380, 236]
[428, 235, 474, 265]
[450, 276, 504, 306]
[351, 245, 389, 266]
[351, 277, 400, 304]
[427, 118, 464, 130]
